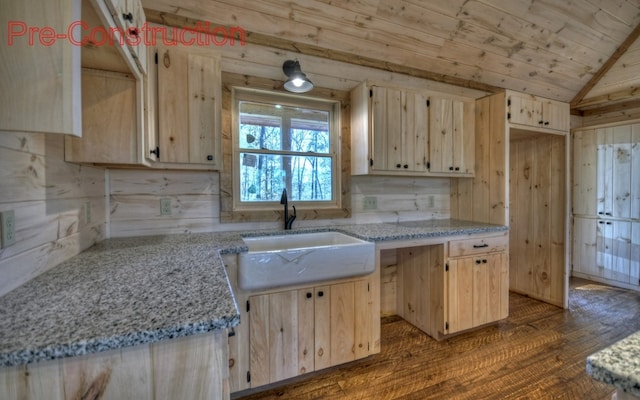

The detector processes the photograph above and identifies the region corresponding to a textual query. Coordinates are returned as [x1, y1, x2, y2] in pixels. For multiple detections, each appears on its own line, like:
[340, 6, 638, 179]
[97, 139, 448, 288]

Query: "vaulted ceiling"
[143, 0, 640, 114]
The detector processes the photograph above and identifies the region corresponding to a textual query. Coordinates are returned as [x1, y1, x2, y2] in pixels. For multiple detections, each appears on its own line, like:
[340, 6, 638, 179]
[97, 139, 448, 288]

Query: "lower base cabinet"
[396, 232, 509, 339]
[248, 280, 372, 387]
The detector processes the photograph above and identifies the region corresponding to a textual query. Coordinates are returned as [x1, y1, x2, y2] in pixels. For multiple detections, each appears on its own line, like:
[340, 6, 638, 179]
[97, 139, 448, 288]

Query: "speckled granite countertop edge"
[586, 331, 640, 397]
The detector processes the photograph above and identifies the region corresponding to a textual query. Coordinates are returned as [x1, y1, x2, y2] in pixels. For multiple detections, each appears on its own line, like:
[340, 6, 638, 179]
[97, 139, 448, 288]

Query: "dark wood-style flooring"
[233, 278, 640, 400]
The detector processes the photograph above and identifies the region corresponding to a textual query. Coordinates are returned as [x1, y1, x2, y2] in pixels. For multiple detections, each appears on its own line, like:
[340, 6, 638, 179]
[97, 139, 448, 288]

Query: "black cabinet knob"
[455, 167, 460, 171]
[123, 12, 134, 22]
[476, 259, 481, 264]
[544, 121, 550, 126]
[317, 291, 324, 297]
[306, 292, 312, 299]
[449, 166, 454, 171]
[396, 164, 401, 168]
[403, 164, 408, 169]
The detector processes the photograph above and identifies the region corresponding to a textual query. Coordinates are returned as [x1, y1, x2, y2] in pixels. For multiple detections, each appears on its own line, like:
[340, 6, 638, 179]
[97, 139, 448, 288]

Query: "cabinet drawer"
[448, 233, 508, 257]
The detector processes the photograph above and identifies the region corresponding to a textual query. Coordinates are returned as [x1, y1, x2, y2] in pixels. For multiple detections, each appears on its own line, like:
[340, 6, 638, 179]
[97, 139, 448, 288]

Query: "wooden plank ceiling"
[142, 0, 640, 113]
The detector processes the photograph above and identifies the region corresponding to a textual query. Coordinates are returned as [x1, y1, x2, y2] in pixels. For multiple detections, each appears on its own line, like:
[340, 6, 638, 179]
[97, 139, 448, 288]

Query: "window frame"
[232, 88, 341, 211]
[220, 73, 350, 224]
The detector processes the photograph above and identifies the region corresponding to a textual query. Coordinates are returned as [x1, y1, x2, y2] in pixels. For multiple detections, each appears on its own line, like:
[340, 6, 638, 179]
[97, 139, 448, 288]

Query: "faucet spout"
[280, 188, 296, 230]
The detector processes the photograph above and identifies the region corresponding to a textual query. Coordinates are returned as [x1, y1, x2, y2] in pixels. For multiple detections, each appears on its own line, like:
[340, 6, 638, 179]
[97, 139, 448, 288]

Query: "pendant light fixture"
[282, 60, 314, 93]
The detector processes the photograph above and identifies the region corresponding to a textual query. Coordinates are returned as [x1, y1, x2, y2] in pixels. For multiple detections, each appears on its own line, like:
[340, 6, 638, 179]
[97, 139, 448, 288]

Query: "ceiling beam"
[571, 22, 640, 110]
[144, 9, 503, 95]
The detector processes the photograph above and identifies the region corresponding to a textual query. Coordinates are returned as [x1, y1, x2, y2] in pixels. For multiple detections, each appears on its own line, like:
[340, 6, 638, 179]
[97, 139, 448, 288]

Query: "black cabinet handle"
[598, 221, 604, 224]
[403, 164, 408, 169]
[606, 222, 612, 225]
[539, 120, 544, 125]
[473, 244, 489, 248]
[455, 167, 460, 171]
[475, 259, 481, 264]
[598, 212, 604, 215]
[396, 164, 401, 168]
[317, 291, 324, 297]
[544, 121, 550, 126]
[605, 212, 612, 216]
[306, 292, 312, 299]
[449, 166, 454, 171]
[482, 259, 487, 263]
[123, 12, 133, 22]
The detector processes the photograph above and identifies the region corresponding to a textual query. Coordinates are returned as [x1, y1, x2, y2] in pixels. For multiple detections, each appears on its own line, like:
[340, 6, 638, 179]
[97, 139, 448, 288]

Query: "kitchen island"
[0, 219, 507, 399]
[587, 331, 640, 399]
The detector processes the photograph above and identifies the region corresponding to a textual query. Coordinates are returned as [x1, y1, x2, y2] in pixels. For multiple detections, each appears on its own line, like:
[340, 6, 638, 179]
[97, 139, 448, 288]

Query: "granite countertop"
[0, 219, 506, 368]
[587, 331, 640, 397]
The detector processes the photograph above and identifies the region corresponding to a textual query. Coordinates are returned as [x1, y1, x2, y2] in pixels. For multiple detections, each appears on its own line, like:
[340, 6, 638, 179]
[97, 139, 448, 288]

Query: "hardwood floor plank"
[234, 278, 640, 400]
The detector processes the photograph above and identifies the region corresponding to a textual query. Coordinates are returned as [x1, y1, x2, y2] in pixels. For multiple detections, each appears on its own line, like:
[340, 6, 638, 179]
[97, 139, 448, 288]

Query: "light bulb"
[292, 78, 304, 87]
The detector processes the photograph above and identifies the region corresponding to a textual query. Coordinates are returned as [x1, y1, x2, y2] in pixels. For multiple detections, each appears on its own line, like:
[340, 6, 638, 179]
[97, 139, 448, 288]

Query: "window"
[233, 88, 341, 211]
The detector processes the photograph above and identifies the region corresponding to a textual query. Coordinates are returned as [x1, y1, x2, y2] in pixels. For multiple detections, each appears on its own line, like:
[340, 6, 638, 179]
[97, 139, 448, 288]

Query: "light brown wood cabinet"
[396, 232, 508, 340]
[102, 0, 147, 74]
[248, 279, 372, 388]
[350, 82, 475, 177]
[507, 90, 569, 132]
[152, 44, 222, 168]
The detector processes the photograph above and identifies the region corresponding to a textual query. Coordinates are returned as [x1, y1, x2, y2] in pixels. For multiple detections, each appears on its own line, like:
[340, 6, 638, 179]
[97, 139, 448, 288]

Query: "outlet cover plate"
[363, 196, 378, 210]
[1, 210, 16, 248]
[160, 198, 172, 216]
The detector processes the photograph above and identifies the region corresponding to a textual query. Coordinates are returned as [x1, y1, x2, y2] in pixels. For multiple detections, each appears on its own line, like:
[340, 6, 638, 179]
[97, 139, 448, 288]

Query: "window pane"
[239, 101, 330, 153]
[239, 153, 333, 202]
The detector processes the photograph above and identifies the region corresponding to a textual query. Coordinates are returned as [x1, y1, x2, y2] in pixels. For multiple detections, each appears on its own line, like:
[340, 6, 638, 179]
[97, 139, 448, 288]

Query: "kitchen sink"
[238, 231, 375, 290]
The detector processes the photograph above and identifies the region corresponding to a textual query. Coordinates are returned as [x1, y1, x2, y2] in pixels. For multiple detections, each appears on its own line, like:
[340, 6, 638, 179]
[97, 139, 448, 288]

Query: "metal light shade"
[283, 60, 314, 93]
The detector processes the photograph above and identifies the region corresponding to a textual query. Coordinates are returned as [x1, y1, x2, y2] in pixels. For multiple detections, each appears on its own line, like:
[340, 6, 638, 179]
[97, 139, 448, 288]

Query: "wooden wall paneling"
[611, 125, 632, 219]
[572, 129, 597, 216]
[550, 135, 567, 305]
[0, 133, 106, 297]
[297, 288, 315, 375]
[330, 282, 356, 366]
[532, 137, 551, 301]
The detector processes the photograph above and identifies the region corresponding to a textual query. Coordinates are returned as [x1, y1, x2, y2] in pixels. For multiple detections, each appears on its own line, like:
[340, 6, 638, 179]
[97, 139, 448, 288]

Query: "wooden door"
[604, 221, 632, 284]
[572, 130, 598, 216]
[632, 124, 640, 219]
[297, 288, 315, 375]
[429, 97, 454, 173]
[446, 257, 474, 334]
[611, 125, 632, 219]
[314, 285, 331, 370]
[473, 252, 508, 326]
[329, 282, 356, 366]
[157, 45, 220, 165]
[632, 222, 640, 288]
[542, 100, 569, 131]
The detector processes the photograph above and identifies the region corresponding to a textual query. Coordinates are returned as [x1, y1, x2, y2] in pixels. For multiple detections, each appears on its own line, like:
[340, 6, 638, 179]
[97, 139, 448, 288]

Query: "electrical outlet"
[1, 210, 16, 248]
[160, 198, 172, 216]
[84, 202, 92, 224]
[363, 196, 377, 210]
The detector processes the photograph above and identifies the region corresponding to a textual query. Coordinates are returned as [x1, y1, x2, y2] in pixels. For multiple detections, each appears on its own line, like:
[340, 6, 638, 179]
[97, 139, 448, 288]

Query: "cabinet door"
[601, 220, 632, 284]
[632, 222, 640, 288]
[572, 130, 598, 216]
[157, 45, 221, 166]
[65, 69, 137, 163]
[508, 93, 542, 128]
[572, 217, 598, 277]
[611, 126, 632, 219]
[313, 285, 331, 370]
[330, 282, 356, 366]
[371, 86, 403, 172]
[404, 91, 429, 172]
[297, 289, 315, 375]
[446, 257, 474, 334]
[632, 124, 640, 219]
[428, 97, 474, 174]
[1, 0, 81, 136]
[597, 128, 615, 217]
[542, 100, 569, 131]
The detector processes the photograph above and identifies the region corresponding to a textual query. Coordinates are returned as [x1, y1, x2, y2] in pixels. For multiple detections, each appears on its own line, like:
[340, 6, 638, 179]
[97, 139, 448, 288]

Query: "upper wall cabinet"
[151, 44, 222, 169]
[506, 90, 569, 132]
[351, 82, 475, 177]
[102, 0, 147, 74]
[1, 0, 81, 136]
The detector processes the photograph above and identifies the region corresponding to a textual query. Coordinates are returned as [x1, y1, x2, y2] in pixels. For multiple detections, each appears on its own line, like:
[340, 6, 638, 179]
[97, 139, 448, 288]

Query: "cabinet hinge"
[426, 161, 430, 169]
[368, 283, 370, 292]
[507, 99, 511, 106]
[426, 99, 430, 107]
[246, 300, 250, 313]
[507, 112, 511, 120]
[369, 89, 373, 98]
[247, 371, 251, 383]
[228, 328, 236, 337]
[445, 263, 449, 272]
[445, 322, 449, 331]
[154, 51, 158, 64]
[368, 342, 370, 351]
[369, 158, 373, 167]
